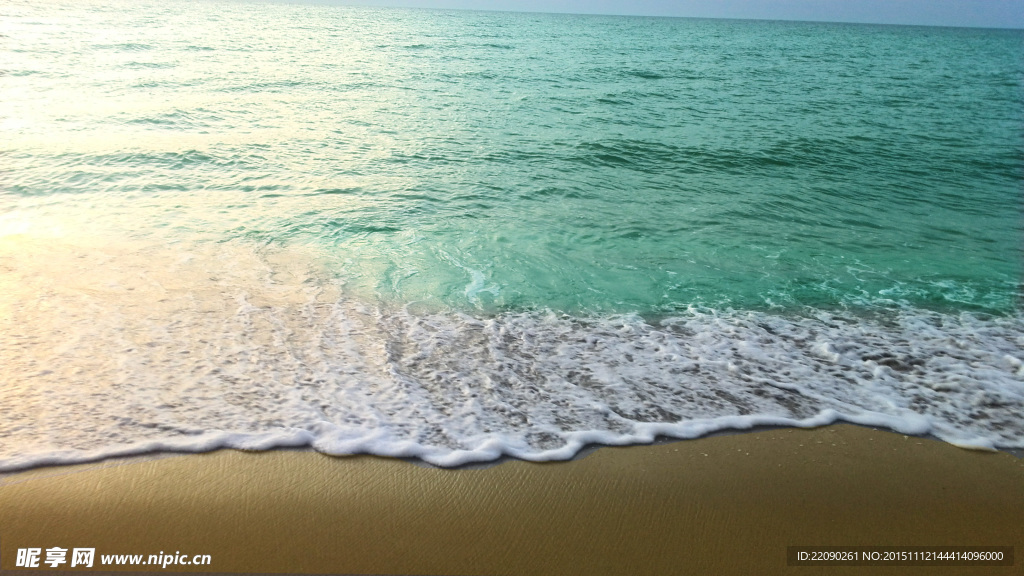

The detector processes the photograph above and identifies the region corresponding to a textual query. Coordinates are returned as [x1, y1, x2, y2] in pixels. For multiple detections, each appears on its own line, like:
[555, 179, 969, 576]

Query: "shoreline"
[1, 423, 1020, 485]
[2, 424, 1021, 575]
[1, 421, 1019, 481]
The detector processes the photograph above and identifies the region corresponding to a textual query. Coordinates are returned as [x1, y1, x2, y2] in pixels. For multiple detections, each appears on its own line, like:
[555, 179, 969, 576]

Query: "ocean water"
[1, 0, 1022, 469]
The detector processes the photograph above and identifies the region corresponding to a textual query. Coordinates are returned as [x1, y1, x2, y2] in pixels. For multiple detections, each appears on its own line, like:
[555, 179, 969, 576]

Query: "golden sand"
[1, 424, 1021, 575]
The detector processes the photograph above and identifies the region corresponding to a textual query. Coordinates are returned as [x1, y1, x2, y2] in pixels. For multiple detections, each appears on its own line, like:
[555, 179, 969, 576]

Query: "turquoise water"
[1, 0, 1022, 467]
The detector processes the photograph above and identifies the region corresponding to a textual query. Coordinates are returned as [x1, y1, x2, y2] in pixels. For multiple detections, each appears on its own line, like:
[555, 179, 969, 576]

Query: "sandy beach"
[1, 424, 1020, 575]
[3, 2, 1022, 575]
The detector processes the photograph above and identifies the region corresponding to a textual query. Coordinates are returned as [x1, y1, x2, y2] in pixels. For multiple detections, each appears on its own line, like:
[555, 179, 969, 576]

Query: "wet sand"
[1, 424, 1021, 575]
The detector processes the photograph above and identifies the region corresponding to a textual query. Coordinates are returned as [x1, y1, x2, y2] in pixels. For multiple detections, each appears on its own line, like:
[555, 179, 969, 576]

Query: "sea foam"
[1, 238, 1020, 471]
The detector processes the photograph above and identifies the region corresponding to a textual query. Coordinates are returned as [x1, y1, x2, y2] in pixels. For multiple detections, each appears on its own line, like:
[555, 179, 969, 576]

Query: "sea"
[1, 0, 1022, 469]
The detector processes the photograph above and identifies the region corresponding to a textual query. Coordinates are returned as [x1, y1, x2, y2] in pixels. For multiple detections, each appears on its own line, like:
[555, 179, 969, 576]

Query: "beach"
[2, 424, 1021, 575]
[2, 3, 1022, 574]
[3, 0, 1022, 474]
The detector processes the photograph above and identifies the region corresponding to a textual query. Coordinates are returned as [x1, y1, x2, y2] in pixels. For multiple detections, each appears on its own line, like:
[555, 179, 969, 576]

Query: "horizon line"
[256, 0, 1024, 30]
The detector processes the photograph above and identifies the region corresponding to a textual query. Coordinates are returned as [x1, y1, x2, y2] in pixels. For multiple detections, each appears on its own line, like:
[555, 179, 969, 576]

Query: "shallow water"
[1, 0, 1022, 468]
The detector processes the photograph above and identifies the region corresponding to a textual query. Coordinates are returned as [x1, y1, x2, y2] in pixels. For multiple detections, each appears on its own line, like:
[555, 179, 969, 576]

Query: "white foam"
[0, 237, 1021, 471]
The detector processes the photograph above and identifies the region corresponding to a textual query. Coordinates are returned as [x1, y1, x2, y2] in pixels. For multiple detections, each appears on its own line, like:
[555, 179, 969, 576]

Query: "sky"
[287, 0, 1024, 29]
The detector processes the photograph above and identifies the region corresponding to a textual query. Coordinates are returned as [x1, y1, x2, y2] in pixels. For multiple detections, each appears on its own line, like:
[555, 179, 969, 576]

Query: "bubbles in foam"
[0, 237, 1021, 470]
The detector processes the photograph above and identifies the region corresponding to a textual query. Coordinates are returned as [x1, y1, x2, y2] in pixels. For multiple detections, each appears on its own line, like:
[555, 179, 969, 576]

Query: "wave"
[0, 238, 1019, 471]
